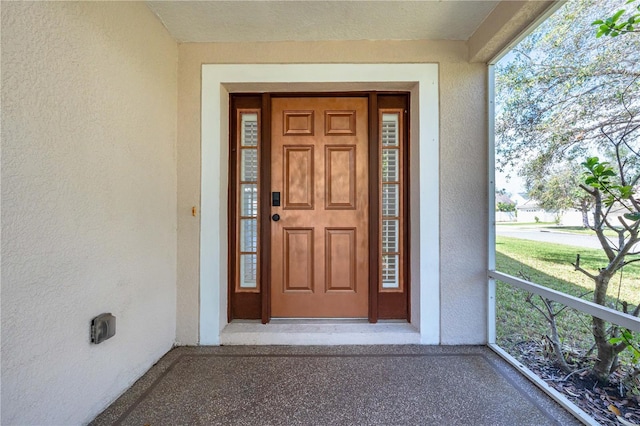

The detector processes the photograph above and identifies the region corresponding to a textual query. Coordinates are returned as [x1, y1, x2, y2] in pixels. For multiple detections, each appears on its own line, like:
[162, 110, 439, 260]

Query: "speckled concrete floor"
[91, 346, 582, 426]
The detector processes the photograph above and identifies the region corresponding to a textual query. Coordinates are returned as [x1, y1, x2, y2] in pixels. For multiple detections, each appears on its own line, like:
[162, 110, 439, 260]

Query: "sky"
[495, 168, 525, 197]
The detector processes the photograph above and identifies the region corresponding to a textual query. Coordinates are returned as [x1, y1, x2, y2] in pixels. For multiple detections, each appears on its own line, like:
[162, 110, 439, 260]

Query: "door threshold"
[270, 318, 370, 324]
[220, 320, 420, 345]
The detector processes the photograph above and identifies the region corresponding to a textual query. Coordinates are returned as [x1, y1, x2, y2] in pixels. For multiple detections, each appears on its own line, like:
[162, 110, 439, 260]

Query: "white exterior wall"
[1, 3, 178, 424]
[496, 212, 517, 222]
[559, 210, 586, 226]
[517, 209, 558, 223]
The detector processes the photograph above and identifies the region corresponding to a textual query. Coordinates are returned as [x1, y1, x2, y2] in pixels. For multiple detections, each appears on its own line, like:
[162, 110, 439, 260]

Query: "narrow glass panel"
[241, 149, 258, 182]
[381, 254, 399, 288]
[239, 254, 257, 288]
[240, 184, 258, 217]
[382, 220, 399, 253]
[240, 219, 257, 252]
[241, 113, 258, 147]
[381, 113, 399, 147]
[382, 184, 399, 217]
[381, 149, 399, 182]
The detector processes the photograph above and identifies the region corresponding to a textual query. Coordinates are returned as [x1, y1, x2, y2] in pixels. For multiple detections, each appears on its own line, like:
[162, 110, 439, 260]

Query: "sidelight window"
[380, 111, 404, 291]
[236, 111, 260, 291]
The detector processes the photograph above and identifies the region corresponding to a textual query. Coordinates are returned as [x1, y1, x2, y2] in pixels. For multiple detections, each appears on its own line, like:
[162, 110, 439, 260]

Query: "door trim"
[260, 93, 272, 322]
[368, 94, 379, 321]
[200, 63, 440, 345]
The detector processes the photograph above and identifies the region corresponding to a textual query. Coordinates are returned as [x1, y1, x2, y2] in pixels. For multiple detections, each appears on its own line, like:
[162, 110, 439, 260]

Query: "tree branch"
[572, 254, 597, 280]
[622, 257, 640, 267]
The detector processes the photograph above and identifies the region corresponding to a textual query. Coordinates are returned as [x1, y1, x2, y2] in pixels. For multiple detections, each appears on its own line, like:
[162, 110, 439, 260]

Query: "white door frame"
[200, 63, 440, 344]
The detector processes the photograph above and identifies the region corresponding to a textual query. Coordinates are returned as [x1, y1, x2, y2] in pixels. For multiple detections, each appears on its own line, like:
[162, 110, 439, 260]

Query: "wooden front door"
[270, 97, 369, 317]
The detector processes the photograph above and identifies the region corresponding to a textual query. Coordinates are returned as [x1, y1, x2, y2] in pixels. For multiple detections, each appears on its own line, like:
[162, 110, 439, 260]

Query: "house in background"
[516, 197, 587, 226]
[516, 198, 558, 223]
[1, 1, 561, 424]
[511, 192, 529, 207]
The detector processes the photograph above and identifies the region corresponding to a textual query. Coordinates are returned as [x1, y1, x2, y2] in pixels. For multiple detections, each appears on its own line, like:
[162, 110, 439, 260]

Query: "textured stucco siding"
[177, 41, 488, 345]
[439, 63, 488, 344]
[1, 2, 178, 424]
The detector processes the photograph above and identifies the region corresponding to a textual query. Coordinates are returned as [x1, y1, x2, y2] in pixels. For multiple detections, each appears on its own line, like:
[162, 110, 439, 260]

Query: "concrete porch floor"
[91, 345, 582, 425]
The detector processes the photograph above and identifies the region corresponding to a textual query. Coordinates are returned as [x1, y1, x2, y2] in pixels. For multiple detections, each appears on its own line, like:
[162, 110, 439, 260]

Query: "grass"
[495, 236, 640, 354]
[496, 236, 640, 303]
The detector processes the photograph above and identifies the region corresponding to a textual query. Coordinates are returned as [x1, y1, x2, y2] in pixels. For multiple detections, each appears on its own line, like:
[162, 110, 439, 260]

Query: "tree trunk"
[581, 207, 590, 228]
[591, 316, 617, 382]
[590, 274, 625, 382]
[549, 317, 572, 372]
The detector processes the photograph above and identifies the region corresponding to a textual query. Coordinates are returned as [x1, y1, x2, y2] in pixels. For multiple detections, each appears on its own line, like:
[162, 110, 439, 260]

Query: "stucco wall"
[177, 40, 488, 345]
[1, 2, 178, 424]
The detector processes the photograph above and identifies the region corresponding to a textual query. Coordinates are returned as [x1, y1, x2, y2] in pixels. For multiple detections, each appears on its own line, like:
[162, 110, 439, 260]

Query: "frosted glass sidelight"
[381, 149, 399, 182]
[241, 149, 258, 182]
[239, 254, 257, 288]
[382, 220, 399, 253]
[381, 113, 399, 147]
[235, 110, 260, 293]
[382, 184, 399, 217]
[379, 110, 403, 292]
[240, 219, 257, 252]
[240, 184, 258, 217]
[241, 113, 259, 147]
[381, 254, 399, 288]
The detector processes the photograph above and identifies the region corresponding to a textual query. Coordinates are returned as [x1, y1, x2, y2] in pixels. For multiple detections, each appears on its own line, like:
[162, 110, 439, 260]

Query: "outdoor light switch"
[91, 313, 116, 344]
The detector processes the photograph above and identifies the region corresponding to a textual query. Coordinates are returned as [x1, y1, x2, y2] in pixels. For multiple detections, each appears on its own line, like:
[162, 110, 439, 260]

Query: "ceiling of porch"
[146, 1, 559, 62]
[146, 1, 499, 43]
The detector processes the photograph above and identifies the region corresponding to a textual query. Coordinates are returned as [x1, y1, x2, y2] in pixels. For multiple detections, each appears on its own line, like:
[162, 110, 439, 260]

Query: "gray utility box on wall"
[91, 313, 116, 344]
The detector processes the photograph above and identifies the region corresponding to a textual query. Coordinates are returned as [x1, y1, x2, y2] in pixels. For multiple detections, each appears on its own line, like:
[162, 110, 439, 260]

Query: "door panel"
[283, 146, 314, 209]
[271, 97, 369, 317]
[283, 228, 314, 292]
[325, 146, 356, 209]
[325, 228, 357, 292]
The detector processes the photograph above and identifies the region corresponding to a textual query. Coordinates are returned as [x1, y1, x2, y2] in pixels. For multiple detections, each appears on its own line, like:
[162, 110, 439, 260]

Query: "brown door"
[270, 97, 369, 317]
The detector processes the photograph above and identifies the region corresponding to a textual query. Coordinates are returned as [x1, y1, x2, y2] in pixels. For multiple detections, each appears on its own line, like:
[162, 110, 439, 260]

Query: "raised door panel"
[325, 110, 356, 135]
[325, 146, 356, 210]
[325, 228, 356, 292]
[284, 146, 314, 209]
[283, 111, 314, 135]
[283, 228, 314, 292]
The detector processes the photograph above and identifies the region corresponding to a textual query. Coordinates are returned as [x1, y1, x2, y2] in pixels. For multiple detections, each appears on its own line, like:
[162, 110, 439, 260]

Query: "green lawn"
[495, 236, 640, 353]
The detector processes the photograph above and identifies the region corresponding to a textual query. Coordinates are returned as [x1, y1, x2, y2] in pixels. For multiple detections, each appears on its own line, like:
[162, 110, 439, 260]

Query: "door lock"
[272, 192, 281, 207]
[272, 214, 280, 222]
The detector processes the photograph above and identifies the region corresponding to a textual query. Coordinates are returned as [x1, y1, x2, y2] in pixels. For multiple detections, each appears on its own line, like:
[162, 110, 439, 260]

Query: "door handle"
[272, 214, 280, 222]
